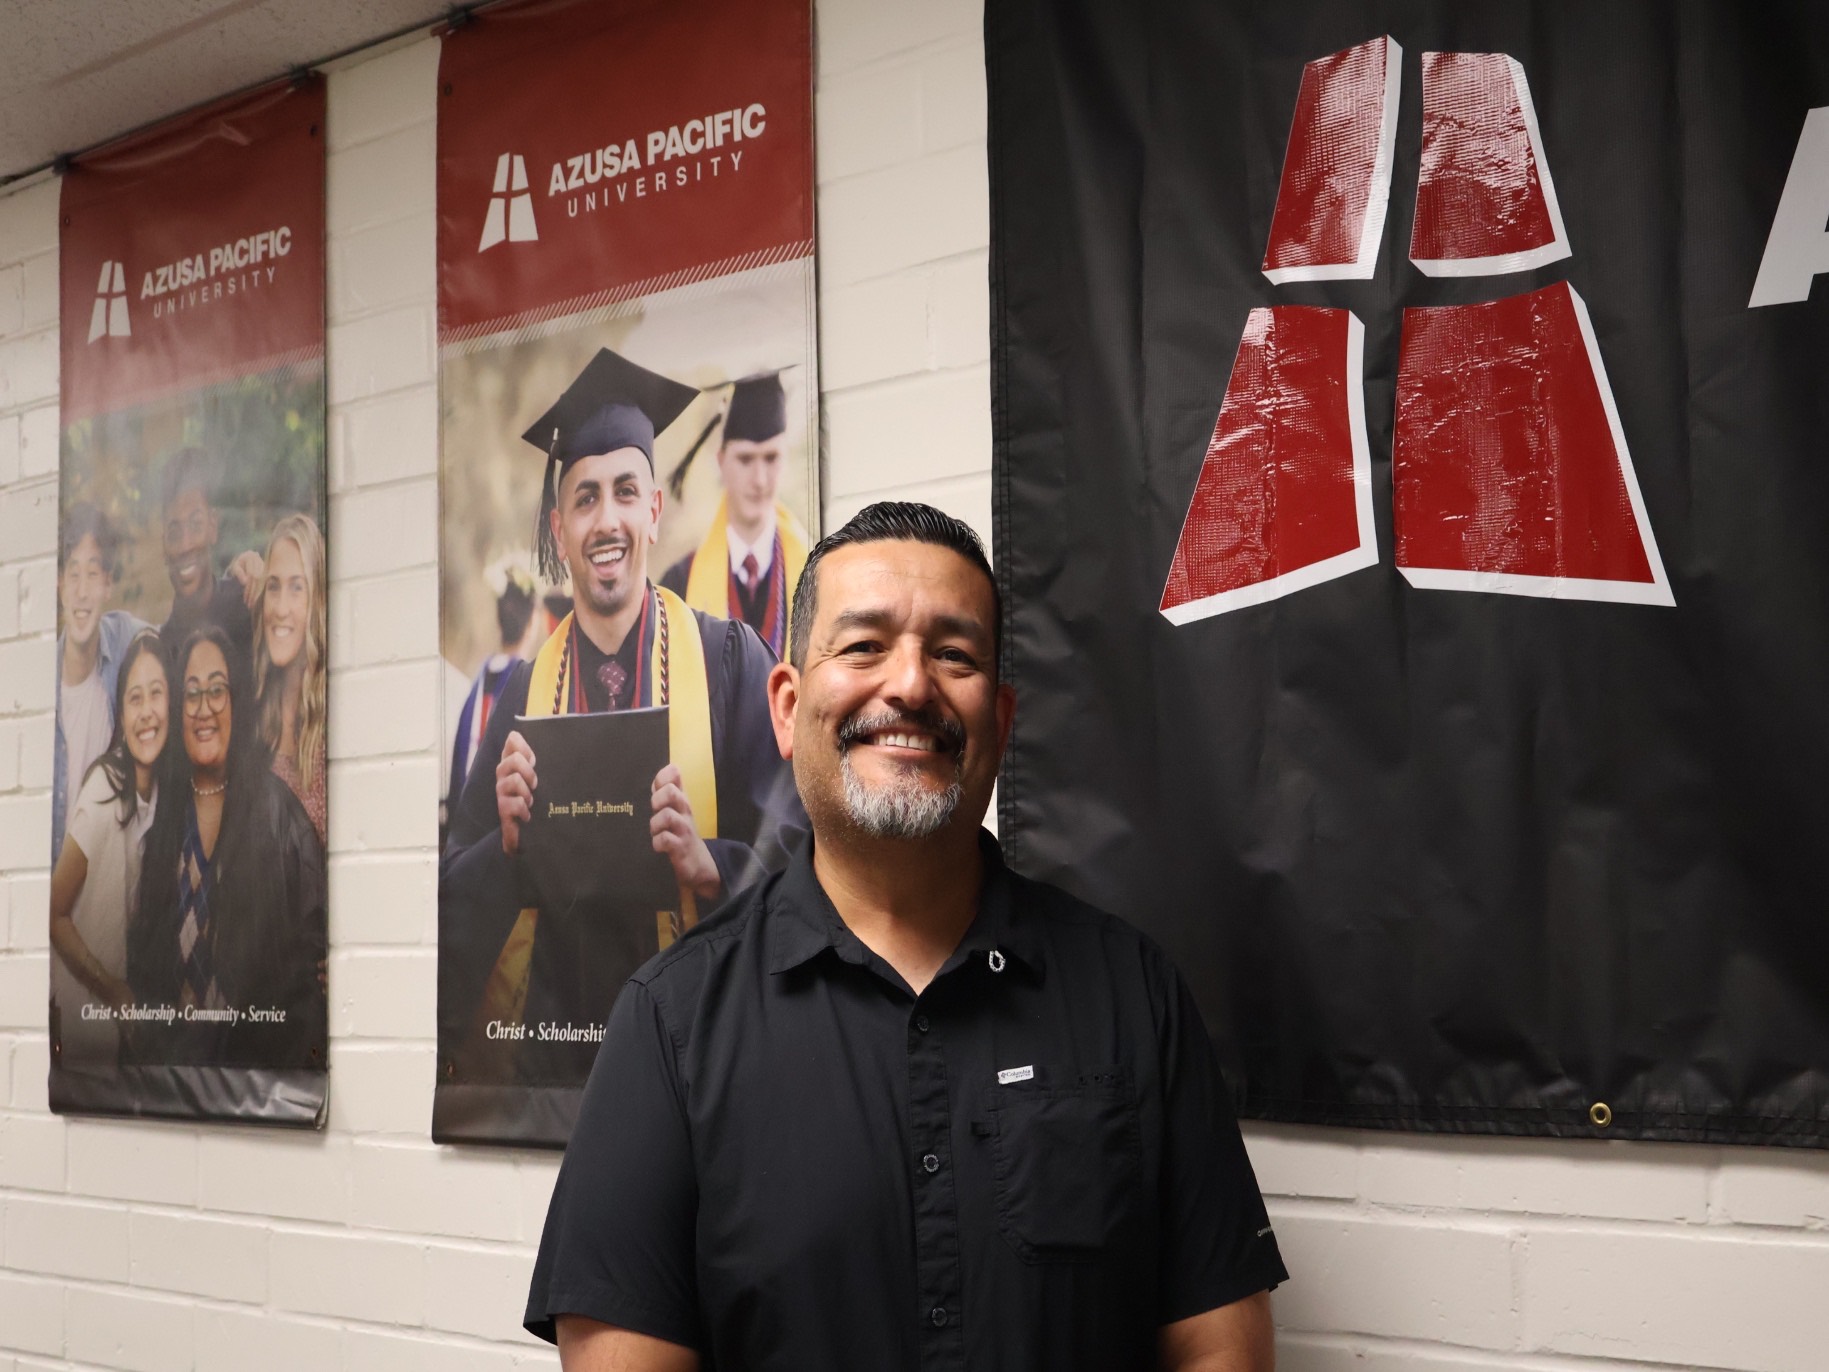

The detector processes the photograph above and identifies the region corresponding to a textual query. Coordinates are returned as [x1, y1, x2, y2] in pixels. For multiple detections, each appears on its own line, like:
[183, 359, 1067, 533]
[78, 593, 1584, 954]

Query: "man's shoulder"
[659, 552, 693, 595]
[681, 599, 776, 675]
[624, 865, 791, 1027]
[100, 608, 148, 646]
[1003, 859, 1179, 980]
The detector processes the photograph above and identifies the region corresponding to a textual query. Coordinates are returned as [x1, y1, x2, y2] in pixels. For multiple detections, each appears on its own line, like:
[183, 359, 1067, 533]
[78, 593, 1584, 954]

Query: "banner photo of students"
[434, 0, 816, 1146]
[51, 78, 329, 1127]
[987, 0, 1829, 1147]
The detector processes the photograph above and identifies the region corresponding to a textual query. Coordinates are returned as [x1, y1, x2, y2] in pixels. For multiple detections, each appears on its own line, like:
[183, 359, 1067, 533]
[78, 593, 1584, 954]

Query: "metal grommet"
[987, 949, 1006, 973]
[1589, 1101, 1613, 1129]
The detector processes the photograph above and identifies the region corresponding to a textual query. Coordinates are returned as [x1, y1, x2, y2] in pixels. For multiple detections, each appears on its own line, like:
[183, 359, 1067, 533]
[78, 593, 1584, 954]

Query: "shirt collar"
[725, 516, 777, 577]
[765, 829, 1045, 982]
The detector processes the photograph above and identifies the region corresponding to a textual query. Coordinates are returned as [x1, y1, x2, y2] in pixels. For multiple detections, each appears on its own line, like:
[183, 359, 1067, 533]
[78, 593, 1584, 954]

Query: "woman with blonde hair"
[252, 512, 327, 845]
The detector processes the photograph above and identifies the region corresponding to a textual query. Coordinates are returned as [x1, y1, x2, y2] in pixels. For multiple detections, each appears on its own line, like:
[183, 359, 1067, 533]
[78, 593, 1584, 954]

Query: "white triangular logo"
[87, 260, 130, 342]
[480, 153, 538, 252]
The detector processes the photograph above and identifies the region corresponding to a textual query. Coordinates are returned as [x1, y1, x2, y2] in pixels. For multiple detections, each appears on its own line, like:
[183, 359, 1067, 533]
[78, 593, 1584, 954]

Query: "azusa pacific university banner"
[434, 0, 816, 1146]
[52, 79, 329, 1126]
[988, 0, 1829, 1146]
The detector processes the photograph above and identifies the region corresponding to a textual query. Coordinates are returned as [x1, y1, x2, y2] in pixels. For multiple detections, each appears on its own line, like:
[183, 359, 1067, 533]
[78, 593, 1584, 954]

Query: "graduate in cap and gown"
[440, 349, 802, 1086]
[660, 369, 810, 660]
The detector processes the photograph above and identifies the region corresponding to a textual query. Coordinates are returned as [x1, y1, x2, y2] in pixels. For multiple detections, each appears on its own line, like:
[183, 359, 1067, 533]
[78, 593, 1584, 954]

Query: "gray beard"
[839, 750, 962, 839]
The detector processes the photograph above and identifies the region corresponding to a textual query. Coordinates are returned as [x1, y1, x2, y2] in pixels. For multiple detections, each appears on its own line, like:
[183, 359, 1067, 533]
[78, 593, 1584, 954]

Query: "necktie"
[597, 660, 628, 709]
[742, 551, 761, 594]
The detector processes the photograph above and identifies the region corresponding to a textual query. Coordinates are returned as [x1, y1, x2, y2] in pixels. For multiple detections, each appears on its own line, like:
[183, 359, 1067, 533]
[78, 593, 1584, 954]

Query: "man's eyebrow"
[927, 613, 990, 644]
[825, 608, 989, 643]
[826, 608, 894, 638]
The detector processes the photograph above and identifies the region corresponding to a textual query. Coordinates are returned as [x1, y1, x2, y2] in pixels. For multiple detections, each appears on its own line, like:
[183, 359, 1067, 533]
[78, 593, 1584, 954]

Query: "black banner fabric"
[987, 0, 1829, 1145]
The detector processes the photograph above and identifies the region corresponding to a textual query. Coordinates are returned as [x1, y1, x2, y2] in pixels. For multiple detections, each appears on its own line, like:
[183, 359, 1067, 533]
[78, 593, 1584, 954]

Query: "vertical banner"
[989, 0, 1829, 1145]
[51, 79, 329, 1126]
[434, 0, 817, 1145]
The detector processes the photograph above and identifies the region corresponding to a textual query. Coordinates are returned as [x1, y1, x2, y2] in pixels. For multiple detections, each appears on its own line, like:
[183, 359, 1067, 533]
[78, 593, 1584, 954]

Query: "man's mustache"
[837, 708, 966, 756]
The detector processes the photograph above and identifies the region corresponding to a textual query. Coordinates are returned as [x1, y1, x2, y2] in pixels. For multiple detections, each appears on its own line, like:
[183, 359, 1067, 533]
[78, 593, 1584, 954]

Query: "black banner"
[988, 0, 1829, 1145]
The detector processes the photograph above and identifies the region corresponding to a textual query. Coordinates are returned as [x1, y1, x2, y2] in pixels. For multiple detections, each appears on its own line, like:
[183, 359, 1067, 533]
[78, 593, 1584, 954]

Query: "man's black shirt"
[527, 831, 1287, 1370]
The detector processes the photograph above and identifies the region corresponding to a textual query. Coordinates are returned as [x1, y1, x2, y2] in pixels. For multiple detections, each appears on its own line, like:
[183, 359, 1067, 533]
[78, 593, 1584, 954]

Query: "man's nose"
[881, 639, 936, 708]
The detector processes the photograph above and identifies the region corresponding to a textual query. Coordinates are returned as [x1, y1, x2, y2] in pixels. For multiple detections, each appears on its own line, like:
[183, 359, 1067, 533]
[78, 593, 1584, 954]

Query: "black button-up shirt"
[527, 831, 1287, 1370]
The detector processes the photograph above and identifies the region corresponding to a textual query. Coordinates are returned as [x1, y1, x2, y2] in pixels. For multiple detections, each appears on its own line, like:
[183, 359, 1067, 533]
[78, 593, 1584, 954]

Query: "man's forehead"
[561, 446, 650, 490]
[815, 540, 994, 627]
[721, 435, 785, 457]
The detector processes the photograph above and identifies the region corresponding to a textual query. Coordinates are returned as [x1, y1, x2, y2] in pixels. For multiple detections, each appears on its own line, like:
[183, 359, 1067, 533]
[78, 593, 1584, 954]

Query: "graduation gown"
[660, 499, 809, 660]
[439, 598, 804, 1083]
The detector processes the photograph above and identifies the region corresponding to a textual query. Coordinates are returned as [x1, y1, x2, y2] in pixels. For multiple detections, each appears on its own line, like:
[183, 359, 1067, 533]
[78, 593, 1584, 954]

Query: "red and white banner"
[53, 79, 329, 1127]
[436, 0, 814, 346]
[61, 82, 326, 423]
[434, 0, 817, 1147]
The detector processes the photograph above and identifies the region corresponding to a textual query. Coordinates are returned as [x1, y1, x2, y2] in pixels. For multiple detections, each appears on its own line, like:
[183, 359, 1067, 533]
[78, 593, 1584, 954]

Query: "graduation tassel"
[533, 432, 563, 583]
[667, 408, 727, 500]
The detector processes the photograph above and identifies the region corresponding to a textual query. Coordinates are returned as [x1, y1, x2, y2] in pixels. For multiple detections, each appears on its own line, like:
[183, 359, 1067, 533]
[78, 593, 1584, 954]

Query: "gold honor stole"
[474, 587, 716, 1037]
[684, 496, 810, 652]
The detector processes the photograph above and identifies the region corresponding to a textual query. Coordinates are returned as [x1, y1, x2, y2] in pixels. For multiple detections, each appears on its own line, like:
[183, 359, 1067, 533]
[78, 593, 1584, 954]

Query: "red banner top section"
[436, 0, 815, 343]
[60, 80, 327, 424]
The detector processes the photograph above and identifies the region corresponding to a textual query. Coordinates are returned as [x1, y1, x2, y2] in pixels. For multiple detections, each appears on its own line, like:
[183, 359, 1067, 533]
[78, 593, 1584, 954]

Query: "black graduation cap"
[666, 367, 796, 499]
[524, 348, 698, 580]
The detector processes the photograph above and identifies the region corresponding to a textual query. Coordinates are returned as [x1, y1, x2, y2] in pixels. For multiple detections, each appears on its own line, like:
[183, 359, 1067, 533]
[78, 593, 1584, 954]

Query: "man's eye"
[842, 640, 881, 655]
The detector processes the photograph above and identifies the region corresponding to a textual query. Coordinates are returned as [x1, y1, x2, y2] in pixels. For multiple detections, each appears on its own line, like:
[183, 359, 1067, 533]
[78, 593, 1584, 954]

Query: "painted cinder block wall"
[1, 3, 1826, 1368]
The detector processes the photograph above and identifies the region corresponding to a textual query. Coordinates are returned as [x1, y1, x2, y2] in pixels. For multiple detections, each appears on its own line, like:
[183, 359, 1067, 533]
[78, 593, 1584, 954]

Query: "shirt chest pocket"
[984, 1068, 1142, 1263]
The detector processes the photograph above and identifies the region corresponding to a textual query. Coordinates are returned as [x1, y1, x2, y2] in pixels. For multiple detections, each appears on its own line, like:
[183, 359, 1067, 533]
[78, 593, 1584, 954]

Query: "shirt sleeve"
[1155, 963, 1288, 1323]
[525, 977, 700, 1349]
[67, 770, 117, 861]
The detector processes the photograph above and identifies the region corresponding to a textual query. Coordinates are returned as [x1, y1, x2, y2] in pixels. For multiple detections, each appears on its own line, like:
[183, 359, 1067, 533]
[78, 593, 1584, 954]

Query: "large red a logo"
[1162, 39, 1673, 624]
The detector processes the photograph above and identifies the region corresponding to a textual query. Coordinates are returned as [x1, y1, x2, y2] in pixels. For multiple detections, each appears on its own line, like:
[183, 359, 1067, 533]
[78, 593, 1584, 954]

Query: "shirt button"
[922, 1152, 940, 1173]
[930, 1306, 948, 1327]
[914, 1014, 930, 1033]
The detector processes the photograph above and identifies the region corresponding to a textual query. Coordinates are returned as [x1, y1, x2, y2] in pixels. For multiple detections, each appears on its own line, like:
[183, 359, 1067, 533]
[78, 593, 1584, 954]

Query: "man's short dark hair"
[60, 502, 121, 579]
[160, 446, 214, 515]
[788, 501, 1000, 673]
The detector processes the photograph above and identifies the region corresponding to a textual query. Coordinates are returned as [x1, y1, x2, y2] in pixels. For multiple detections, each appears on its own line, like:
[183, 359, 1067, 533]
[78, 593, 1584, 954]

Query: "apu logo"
[480, 152, 538, 252]
[86, 260, 130, 343]
[1161, 39, 1674, 624]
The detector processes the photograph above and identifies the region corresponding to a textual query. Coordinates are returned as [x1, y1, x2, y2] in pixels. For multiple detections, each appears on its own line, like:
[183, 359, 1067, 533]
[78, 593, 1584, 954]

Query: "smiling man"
[660, 369, 810, 661]
[156, 448, 254, 671]
[527, 502, 1287, 1372]
[440, 348, 801, 1087]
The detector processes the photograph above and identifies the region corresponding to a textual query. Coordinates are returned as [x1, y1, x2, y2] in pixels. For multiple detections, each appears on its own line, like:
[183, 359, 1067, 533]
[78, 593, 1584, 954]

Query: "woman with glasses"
[50, 628, 166, 1066]
[252, 513, 327, 847]
[129, 624, 326, 1070]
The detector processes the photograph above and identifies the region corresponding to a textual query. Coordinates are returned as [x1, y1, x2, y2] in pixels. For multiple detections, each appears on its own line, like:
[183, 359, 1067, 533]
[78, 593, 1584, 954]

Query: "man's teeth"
[589, 547, 626, 566]
[873, 732, 938, 751]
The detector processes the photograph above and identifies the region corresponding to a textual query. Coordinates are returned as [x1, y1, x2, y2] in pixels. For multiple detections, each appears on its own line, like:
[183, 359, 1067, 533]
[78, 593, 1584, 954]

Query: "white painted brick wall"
[1, 5, 1826, 1370]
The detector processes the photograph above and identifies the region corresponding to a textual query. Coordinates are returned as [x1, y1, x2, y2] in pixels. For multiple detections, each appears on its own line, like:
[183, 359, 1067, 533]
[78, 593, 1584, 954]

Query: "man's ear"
[648, 481, 664, 544]
[766, 660, 799, 761]
[994, 682, 1016, 758]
